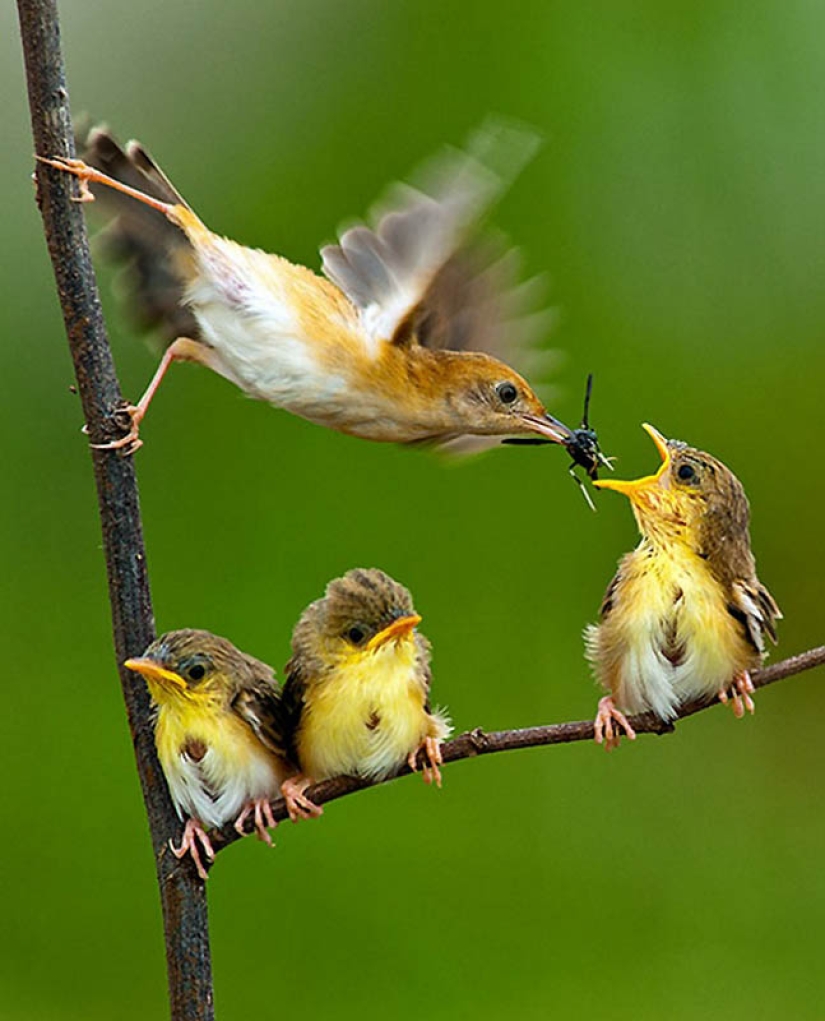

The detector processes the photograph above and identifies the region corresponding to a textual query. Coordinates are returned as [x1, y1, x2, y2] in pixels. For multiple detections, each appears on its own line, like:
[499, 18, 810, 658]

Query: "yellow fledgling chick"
[585, 424, 781, 749]
[125, 629, 302, 879]
[36, 122, 590, 461]
[273, 568, 452, 821]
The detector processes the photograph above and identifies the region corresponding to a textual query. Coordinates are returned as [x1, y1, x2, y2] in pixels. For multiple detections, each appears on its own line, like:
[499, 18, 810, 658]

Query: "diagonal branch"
[16, 2, 214, 1019]
[211, 644, 824, 854]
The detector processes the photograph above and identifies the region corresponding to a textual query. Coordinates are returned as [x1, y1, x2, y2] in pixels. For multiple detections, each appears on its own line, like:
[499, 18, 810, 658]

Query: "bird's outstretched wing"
[321, 119, 551, 375]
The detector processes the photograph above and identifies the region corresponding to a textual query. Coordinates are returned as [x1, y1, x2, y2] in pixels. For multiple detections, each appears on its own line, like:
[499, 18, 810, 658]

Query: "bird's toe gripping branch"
[35, 155, 99, 203]
[35, 154, 177, 218]
[170, 818, 215, 881]
[233, 798, 278, 846]
[83, 403, 144, 455]
[408, 736, 445, 787]
[82, 338, 195, 455]
[280, 776, 324, 823]
[593, 696, 637, 751]
[718, 670, 756, 719]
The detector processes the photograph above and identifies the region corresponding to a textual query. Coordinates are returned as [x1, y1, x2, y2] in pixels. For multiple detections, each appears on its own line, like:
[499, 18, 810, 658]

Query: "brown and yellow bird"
[125, 629, 304, 879]
[272, 568, 451, 821]
[585, 424, 781, 749]
[38, 121, 590, 460]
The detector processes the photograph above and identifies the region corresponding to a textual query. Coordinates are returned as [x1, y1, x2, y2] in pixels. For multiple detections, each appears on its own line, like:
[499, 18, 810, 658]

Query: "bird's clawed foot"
[280, 775, 323, 823]
[408, 736, 444, 787]
[36, 155, 98, 202]
[718, 670, 755, 719]
[35, 154, 175, 217]
[593, 696, 636, 750]
[233, 798, 277, 846]
[170, 818, 215, 881]
[84, 403, 145, 455]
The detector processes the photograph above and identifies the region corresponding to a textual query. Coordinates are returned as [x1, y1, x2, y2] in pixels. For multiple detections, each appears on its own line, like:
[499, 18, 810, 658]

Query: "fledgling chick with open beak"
[585, 424, 781, 750]
[38, 121, 583, 458]
[125, 629, 300, 879]
[273, 568, 451, 821]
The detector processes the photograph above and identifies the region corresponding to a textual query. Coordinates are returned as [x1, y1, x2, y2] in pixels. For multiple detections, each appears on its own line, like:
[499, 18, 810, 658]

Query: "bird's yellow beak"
[365, 614, 422, 651]
[593, 423, 671, 499]
[124, 657, 187, 693]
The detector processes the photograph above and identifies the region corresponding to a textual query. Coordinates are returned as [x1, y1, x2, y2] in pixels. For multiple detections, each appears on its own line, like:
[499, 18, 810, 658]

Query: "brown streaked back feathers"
[667, 443, 782, 651]
[667, 444, 757, 586]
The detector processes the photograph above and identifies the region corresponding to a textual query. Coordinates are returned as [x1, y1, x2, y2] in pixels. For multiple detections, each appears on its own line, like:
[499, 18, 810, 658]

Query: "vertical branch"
[16, 2, 214, 1018]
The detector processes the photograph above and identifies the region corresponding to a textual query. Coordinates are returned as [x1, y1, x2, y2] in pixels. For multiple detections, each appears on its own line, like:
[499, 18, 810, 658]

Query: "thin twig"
[212, 644, 825, 854]
[15, 3, 213, 1018]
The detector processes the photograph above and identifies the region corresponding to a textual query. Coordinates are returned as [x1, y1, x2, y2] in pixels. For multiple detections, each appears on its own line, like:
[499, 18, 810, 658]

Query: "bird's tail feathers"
[75, 120, 200, 343]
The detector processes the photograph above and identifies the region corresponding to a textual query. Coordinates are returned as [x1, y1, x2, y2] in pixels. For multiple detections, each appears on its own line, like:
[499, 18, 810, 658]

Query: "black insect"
[564, 374, 614, 510]
[566, 374, 612, 479]
[502, 374, 613, 507]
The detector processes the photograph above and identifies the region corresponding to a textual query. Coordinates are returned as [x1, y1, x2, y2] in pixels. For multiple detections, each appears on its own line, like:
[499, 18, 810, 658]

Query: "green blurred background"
[2, 1, 824, 1018]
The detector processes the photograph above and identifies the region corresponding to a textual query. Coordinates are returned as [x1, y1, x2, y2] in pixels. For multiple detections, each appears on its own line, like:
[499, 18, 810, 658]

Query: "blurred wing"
[729, 580, 782, 653]
[410, 240, 554, 376]
[76, 122, 200, 343]
[321, 119, 549, 369]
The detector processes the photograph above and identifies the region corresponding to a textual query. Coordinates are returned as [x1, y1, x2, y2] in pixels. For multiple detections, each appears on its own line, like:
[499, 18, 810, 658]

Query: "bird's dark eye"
[677, 463, 697, 483]
[179, 657, 209, 683]
[346, 626, 367, 645]
[496, 382, 518, 405]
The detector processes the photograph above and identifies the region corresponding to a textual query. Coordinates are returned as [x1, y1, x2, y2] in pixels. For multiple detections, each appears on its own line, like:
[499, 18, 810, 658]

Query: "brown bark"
[16, 2, 213, 1018]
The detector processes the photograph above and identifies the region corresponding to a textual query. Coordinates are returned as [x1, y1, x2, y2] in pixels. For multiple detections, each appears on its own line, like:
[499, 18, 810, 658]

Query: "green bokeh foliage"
[1, 1, 823, 1018]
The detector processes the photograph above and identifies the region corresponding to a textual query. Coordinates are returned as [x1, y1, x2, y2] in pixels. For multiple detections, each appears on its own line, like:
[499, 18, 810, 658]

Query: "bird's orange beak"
[518, 412, 573, 445]
[124, 657, 187, 692]
[366, 614, 422, 651]
[593, 423, 671, 499]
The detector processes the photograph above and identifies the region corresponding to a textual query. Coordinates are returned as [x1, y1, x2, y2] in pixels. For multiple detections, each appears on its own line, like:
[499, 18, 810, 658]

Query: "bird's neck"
[348, 345, 469, 435]
[635, 510, 700, 563]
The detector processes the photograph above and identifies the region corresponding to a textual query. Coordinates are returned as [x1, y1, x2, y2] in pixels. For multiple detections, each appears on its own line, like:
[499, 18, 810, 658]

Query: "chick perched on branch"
[274, 568, 451, 821]
[126, 629, 301, 879]
[586, 425, 781, 749]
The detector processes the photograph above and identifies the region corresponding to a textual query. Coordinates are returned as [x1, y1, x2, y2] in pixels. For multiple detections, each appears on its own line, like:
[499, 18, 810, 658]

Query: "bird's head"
[125, 629, 265, 709]
[593, 423, 751, 556]
[429, 352, 574, 446]
[288, 568, 428, 680]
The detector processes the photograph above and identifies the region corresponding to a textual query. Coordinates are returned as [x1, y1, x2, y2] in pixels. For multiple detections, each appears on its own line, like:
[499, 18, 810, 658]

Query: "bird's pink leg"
[280, 775, 323, 823]
[408, 736, 444, 787]
[593, 695, 637, 750]
[718, 670, 755, 719]
[85, 337, 203, 454]
[233, 798, 277, 846]
[170, 818, 215, 881]
[35, 155, 180, 219]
